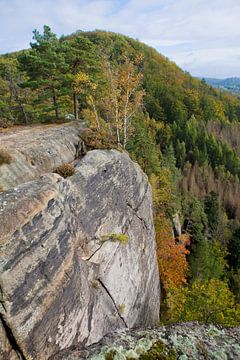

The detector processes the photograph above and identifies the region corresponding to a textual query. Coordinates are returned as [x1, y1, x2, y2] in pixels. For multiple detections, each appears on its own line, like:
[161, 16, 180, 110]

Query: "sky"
[1, 0, 240, 78]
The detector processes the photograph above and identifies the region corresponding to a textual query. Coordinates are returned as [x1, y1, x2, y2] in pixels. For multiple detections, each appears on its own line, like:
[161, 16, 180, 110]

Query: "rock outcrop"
[0, 123, 160, 359]
[55, 323, 240, 360]
[0, 122, 86, 191]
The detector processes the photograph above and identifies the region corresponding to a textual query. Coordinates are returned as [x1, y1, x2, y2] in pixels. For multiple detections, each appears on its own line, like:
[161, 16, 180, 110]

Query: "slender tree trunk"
[123, 70, 131, 149]
[115, 101, 121, 146]
[73, 92, 79, 120]
[123, 91, 130, 149]
[51, 85, 59, 120]
[9, 72, 28, 124]
[90, 97, 100, 129]
[19, 102, 28, 124]
[123, 114, 127, 149]
[106, 60, 121, 146]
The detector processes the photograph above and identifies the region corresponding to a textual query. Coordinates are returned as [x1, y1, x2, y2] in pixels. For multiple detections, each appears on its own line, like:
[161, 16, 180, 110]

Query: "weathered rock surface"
[0, 138, 160, 360]
[54, 323, 240, 360]
[0, 122, 85, 191]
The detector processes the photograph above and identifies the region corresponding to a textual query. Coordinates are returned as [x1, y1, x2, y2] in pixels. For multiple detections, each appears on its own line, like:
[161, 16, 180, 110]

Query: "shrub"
[55, 163, 75, 178]
[81, 127, 120, 151]
[0, 118, 12, 128]
[0, 148, 12, 166]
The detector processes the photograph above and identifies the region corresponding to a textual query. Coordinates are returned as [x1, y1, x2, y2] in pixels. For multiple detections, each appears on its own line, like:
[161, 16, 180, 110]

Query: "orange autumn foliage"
[155, 214, 190, 290]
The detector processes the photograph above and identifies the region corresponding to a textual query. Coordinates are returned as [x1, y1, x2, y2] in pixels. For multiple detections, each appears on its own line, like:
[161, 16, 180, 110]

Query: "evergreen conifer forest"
[1, 26, 240, 325]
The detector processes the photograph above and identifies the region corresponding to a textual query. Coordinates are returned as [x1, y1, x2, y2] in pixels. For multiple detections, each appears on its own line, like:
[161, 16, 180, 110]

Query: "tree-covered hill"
[204, 77, 240, 94]
[1, 26, 240, 325]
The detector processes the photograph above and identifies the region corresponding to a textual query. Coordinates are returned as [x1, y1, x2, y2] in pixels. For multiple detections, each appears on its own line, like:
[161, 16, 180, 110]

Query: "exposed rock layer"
[54, 323, 240, 360]
[0, 124, 160, 360]
[0, 122, 85, 191]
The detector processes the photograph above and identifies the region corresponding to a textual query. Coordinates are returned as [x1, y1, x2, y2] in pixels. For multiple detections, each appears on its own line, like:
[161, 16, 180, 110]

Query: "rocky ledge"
[0, 122, 86, 191]
[53, 323, 240, 360]
[0, 123, 160, 360]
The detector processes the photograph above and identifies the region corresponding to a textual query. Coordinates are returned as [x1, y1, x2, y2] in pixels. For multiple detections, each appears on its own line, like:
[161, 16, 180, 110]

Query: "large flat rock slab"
[0, 150, 160, 360]
[0, 122, 85, 191]
[54, 323, 240, 360]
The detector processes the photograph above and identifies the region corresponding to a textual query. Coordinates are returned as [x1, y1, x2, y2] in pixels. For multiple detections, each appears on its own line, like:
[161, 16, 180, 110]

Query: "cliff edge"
[0, 123, 160, 360]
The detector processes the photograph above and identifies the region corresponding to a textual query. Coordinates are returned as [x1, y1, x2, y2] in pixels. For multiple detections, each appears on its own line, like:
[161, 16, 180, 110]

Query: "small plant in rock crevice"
[118, 303, 126, 314]
[0, 148, 12, 166]
[91, 280, 100, 289]
[55, 163, 75, 178]
[101, 233, 129, 244]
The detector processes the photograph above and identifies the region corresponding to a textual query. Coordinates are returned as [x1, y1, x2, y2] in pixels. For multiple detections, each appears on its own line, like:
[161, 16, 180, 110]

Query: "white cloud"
[1, 0, 240, 77]
[168, 46, 240, 78]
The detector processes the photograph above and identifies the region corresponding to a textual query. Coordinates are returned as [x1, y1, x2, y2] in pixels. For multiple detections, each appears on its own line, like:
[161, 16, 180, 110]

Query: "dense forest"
[1, 26, 240, 325]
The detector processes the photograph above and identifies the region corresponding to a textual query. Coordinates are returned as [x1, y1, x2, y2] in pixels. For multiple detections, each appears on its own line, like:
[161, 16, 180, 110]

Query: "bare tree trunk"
[115, 101, 121, 146]
[73, 92, 79, 120]
[123, 87, 130, 148]
[9, 72, 28, 124]
[106, 59, 121, 146]
[123, 102, 128, 149]
[51, 85, 59, 120]
[91, 98, 100, 129]
[123, 67, 131, 149]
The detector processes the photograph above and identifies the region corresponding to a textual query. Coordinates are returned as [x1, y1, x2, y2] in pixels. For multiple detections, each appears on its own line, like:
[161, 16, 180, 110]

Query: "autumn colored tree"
[165, 279, 240, 326]
[72, 72, 100, 128]
[150, 166, 190, 292]
[103, 56, 144, 148]
[155, 214, 190, 291]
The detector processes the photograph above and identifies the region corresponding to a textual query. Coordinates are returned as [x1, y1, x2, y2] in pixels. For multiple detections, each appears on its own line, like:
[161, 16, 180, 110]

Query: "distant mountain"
[204, 77, 240, 94]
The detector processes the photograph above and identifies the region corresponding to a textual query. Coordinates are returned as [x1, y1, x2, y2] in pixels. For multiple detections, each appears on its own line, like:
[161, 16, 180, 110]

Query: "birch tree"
[103, 56, 144, 148]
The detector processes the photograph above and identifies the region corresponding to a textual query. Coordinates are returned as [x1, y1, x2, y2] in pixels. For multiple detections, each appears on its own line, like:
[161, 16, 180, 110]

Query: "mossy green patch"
[138, 340, 177, 360]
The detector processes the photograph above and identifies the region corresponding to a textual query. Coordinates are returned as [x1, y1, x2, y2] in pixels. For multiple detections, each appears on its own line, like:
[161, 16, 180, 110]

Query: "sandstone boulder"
[0, 148, 160, 360]
[0, 122, 85, 191]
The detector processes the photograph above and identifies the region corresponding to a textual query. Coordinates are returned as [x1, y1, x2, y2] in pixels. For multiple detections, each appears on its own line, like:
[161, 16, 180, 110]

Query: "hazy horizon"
[1, 0, 240, 79]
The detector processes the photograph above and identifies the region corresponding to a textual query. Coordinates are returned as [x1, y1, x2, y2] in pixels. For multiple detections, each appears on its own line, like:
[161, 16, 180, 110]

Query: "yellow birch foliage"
[165, 279, 240, 326]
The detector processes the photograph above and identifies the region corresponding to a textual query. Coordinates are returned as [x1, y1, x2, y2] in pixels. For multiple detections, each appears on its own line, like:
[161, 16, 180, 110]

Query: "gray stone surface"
[54, 323, 240, 360]
[0, 144, 160, 359]
[0, 122, 85, 191]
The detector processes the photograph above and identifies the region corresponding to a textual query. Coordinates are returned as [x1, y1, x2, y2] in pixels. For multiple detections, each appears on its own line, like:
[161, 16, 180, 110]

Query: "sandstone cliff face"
[0, 122, 85, 191]
[0, 123, 160, 360]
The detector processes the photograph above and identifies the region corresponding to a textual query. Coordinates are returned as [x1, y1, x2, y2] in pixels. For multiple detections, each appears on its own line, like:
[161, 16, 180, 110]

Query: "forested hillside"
[205, 77, 240, 94]
[1, 26, 240, 325]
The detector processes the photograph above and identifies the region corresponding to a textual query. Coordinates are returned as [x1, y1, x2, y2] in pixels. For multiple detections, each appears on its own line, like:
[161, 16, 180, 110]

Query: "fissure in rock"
[97, 279, 128, 327]
[0, 314, 27, 360]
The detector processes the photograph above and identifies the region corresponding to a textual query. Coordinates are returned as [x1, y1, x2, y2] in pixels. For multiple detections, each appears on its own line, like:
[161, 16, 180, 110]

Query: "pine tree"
[62, 35, 99, 119]
[18, 25, 67, 120]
